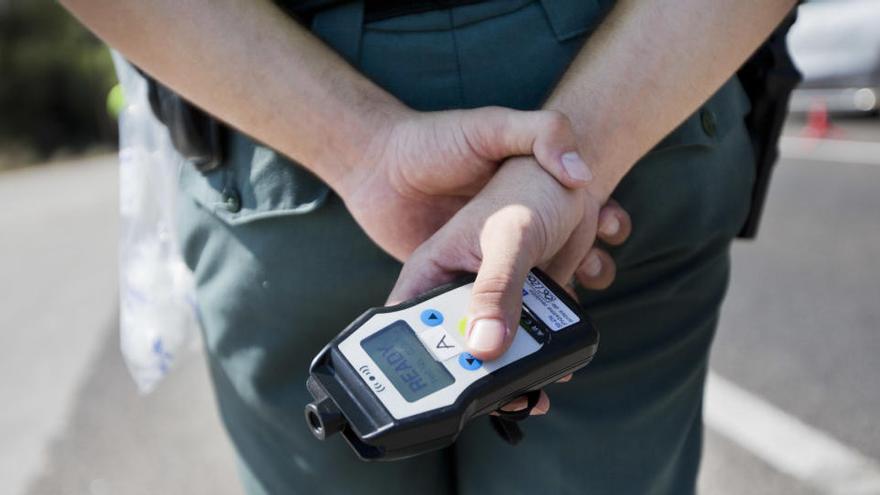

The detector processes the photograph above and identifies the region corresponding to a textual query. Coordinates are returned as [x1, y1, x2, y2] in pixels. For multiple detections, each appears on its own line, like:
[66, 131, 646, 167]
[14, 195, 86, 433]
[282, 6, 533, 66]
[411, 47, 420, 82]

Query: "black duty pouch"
[142, 73, 225, 172]
[735, 8, 802, 239]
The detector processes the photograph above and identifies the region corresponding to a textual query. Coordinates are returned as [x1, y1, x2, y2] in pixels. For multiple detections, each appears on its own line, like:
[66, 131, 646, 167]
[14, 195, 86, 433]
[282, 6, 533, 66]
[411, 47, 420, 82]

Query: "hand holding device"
[388, 156, 603, 362]
[305, 269, 598, 461]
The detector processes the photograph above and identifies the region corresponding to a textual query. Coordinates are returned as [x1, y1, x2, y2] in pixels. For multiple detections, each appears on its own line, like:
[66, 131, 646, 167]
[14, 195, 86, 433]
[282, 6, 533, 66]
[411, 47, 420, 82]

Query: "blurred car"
[787, 0, 880, 114]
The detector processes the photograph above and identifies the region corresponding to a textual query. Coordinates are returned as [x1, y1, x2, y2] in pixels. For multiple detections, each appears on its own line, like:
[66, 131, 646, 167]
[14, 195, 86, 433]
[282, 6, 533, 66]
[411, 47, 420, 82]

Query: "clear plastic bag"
[113, 52, 201, 393]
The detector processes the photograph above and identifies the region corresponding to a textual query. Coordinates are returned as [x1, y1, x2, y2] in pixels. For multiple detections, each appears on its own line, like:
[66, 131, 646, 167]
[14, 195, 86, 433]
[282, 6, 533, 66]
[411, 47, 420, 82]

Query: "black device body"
[304, 269, 599, 461]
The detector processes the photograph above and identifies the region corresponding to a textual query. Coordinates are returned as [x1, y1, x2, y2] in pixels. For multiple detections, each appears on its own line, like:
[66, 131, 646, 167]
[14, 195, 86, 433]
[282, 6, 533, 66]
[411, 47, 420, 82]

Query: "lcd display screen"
[361, 320, 454, 402]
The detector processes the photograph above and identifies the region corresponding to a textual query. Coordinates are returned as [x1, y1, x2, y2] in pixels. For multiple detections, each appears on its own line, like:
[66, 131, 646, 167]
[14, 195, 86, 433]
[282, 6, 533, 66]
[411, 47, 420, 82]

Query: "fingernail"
[584, 252, 602, 277]
[467, 319, 508, 353]
[560, 152, 592, 183]
[600, 216, 620, 237]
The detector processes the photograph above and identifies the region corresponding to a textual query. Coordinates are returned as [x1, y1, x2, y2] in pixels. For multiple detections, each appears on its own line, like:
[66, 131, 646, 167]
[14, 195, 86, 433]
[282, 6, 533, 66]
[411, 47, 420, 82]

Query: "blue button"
[458, 353, 482, 371]
[420, 309, 444, 327]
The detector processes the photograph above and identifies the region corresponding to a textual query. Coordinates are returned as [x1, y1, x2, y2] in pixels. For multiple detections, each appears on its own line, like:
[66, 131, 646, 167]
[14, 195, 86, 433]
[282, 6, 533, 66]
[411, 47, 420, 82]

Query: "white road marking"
[705, 372, 880, 495]
[780, 136, 880, 166]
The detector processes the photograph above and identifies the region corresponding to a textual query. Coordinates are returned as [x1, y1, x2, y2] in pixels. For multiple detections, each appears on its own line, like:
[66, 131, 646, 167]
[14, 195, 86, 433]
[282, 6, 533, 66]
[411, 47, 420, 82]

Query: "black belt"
[364, 0, 488, 22]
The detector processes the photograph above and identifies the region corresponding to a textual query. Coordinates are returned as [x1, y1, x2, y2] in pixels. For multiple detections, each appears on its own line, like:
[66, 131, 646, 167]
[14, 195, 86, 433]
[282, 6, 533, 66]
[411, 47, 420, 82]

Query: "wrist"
[318, 94, 412, 199]
[551, 114, 623, 205]
[577, 125, 626, 203]
[582, 164, 618, 206]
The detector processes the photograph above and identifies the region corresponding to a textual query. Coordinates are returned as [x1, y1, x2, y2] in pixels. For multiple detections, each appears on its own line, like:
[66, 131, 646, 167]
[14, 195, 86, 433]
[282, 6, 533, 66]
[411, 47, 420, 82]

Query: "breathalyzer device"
[304, 269, 598, 461]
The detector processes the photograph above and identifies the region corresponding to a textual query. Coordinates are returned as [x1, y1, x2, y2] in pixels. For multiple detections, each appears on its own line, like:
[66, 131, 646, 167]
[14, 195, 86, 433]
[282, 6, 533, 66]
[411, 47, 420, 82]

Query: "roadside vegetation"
[0, 0, 117, 169]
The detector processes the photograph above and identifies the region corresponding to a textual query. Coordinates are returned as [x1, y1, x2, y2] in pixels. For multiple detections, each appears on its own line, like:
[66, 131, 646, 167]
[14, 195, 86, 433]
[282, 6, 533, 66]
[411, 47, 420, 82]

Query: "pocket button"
[700, 108, 717, 138]
[222, 188, 242, 213]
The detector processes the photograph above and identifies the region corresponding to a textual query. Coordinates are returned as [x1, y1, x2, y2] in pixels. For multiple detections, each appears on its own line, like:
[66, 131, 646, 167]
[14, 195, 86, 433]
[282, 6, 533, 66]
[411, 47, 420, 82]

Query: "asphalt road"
[1, 119, 878, 495]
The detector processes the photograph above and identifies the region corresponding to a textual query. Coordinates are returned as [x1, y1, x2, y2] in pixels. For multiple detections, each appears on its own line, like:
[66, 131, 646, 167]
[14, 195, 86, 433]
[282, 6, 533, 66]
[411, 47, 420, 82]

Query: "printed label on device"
[522, 271, 580, 331]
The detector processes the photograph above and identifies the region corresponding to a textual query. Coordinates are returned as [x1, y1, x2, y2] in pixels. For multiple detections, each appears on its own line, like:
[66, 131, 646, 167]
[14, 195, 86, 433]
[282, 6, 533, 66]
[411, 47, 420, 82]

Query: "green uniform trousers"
[176, 1, 756, 493]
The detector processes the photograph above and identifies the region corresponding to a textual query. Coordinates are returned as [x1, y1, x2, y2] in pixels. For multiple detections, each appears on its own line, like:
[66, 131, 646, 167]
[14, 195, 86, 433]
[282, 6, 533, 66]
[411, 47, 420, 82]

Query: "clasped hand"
[337, 106, 631, 416]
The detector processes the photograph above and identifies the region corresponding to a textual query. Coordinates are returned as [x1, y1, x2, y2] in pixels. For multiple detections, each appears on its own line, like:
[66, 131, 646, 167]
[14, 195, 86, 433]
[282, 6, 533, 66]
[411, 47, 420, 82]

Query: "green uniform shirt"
[175, 1, 755, 493]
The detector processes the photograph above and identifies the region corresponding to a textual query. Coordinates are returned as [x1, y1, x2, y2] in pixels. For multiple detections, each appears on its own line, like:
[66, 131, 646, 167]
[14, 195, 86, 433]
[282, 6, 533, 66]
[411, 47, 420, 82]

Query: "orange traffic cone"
[802, 100, 833, 139]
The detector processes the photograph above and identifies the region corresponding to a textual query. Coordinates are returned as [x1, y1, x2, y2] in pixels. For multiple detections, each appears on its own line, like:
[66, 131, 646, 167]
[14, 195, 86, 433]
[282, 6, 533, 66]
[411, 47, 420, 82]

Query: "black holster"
[143, 76, 225, 172]
[735, 9, 802, 238]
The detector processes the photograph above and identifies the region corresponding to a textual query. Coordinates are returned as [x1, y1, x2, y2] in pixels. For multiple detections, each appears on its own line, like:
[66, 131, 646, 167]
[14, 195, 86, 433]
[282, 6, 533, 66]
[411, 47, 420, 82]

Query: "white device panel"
[337, 280, 544, 420]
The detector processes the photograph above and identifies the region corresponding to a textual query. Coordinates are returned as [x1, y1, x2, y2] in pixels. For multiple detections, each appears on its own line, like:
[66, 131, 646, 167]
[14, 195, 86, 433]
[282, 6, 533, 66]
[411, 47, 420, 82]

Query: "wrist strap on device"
[488, 390, 542, 445]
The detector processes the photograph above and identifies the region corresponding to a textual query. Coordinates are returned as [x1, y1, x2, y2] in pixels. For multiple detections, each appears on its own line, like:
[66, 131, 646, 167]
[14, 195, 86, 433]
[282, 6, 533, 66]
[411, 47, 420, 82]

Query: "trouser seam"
[447, 8, 467, 107]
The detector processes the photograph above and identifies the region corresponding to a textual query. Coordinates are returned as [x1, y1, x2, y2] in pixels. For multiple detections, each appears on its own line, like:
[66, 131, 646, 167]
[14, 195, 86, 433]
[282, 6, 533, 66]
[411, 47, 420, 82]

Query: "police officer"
[62, 0, 798, 493]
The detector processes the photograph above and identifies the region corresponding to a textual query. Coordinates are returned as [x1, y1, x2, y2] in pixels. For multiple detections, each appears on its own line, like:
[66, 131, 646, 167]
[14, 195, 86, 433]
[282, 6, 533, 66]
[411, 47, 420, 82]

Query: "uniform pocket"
[610, 77, 756, 269]
[178, 3, 369, 226]
[653, 75, 752, 152]
[179, 133, 331, 225]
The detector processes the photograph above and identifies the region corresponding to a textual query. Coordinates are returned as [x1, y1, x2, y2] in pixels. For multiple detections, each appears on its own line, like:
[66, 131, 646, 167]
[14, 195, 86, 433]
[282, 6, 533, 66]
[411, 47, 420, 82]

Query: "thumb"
[460, 108, 593, 189]
[465, 213, 537, 361]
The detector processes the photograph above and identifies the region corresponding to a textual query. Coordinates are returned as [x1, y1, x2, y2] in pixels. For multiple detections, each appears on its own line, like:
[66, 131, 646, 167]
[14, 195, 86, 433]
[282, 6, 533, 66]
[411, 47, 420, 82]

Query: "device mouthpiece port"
[304, 398, 345, 440]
